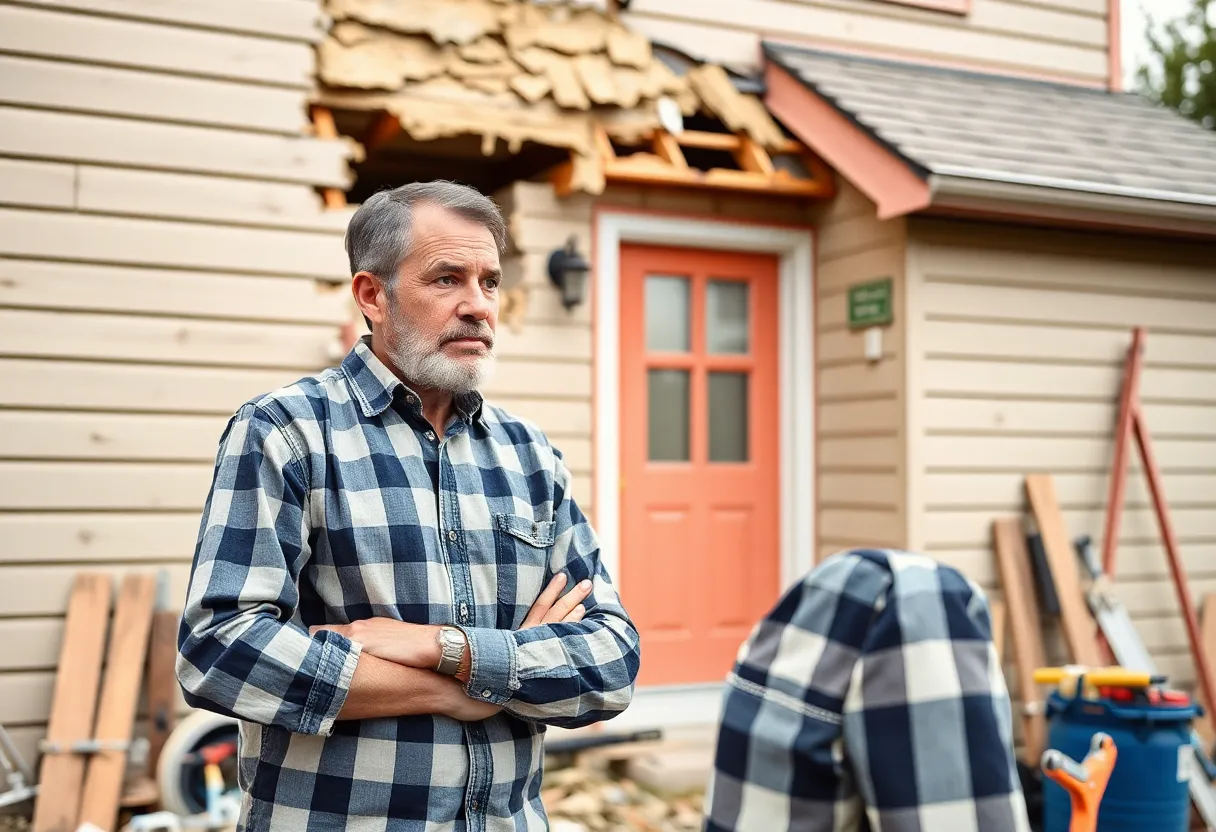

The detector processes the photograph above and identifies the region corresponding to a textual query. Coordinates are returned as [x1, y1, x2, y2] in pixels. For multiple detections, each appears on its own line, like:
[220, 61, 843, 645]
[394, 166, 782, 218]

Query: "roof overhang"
[763, 59, 1216, 237]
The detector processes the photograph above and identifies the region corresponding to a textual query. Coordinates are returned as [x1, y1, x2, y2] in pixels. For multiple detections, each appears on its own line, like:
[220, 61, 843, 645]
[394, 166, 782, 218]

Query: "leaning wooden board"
[77, 573, 157, 831]
[1025, 474, 1103, 668]
[31, 573, 112, 832]
[992, 517, 1048, 764]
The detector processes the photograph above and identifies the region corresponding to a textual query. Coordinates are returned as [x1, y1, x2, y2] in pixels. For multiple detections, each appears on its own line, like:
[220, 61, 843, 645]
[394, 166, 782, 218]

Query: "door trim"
[593, 210, 815, 596]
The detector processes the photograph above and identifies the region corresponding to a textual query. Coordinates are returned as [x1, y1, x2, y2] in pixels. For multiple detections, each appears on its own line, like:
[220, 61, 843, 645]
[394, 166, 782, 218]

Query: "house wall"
[494, 181, 821, 530]
[811, 181, 909, 560]
[905, 218, 1216, 693]
[621, 0, 1109, 87]
[0, 0, 352, 767]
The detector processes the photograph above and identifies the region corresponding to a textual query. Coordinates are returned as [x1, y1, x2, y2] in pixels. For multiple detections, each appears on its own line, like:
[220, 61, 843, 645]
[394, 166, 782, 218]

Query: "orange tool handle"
[1041, 733, 1117, 832]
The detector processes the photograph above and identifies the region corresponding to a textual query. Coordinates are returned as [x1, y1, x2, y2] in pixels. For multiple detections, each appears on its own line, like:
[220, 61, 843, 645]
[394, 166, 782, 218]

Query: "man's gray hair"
[344, 180, 508, 286]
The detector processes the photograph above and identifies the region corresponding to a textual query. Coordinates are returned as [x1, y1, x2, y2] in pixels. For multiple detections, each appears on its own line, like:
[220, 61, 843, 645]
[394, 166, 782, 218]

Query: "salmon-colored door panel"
[620, 243, 781, 686]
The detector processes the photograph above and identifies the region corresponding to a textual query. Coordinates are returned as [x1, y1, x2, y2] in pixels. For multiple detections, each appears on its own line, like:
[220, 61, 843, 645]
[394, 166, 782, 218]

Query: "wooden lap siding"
[906, 218, 1216, 700]
[0, 0, 346, 768]
[621, 0, 1109, 87]
[813, 182, 909, 560]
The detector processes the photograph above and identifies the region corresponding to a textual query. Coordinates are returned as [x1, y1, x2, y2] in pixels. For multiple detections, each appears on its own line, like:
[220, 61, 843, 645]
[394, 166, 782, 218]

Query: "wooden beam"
[31, 573, 112, 832]
[736, 136, 774, 175]
[308, 104, 347, 210]
[362, 110, 402, 154]
[673, 130, 740, 151]
[651, 130, 688, 170]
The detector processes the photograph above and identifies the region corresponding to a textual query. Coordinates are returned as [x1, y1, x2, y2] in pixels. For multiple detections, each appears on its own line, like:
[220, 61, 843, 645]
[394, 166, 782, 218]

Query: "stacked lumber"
[28, 572, 175, 832]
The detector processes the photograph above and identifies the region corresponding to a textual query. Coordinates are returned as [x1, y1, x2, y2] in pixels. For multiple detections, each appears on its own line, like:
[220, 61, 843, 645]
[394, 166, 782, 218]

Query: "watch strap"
[435, 626, 466, 676]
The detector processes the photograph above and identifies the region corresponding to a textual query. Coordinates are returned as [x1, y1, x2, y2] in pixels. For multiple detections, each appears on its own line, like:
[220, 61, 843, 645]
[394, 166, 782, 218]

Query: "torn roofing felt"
[764, 43, 1216, 207]
[315, 0, 789, 194]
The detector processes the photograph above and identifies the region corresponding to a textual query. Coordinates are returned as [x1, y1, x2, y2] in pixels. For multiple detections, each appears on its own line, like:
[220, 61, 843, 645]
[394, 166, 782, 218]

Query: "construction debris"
[316, 0, 794, 193]
[540, 766, 704, 832]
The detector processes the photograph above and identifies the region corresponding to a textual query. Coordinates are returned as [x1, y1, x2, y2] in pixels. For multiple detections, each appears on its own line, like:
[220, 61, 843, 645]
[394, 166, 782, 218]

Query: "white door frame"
[591, 210, 815, 727]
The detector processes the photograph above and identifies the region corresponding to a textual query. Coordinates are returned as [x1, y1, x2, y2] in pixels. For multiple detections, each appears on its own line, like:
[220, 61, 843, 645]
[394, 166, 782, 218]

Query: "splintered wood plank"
[145, 609, 179, 775]
[78, 573, 157, 832]
[31, 573, 112, 832]
[1197, 594, 1216, 748]
[992, 518, 1048, 765]
[1025, 474, 1103, 667]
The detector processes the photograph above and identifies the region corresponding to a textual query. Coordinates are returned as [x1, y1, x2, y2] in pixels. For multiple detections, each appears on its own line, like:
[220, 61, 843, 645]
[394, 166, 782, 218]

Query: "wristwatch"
[435, 626, 467, 676]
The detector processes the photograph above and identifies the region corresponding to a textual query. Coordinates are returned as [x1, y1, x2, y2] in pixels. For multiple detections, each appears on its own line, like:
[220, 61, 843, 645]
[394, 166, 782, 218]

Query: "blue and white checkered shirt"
[704, 549, 1030, 832]
[177, 337, 640, 832]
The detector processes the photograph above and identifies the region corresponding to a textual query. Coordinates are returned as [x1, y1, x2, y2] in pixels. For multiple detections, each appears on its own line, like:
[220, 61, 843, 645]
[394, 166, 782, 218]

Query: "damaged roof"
[317, 0, 788, 193]
[765, 43, 1216, 210]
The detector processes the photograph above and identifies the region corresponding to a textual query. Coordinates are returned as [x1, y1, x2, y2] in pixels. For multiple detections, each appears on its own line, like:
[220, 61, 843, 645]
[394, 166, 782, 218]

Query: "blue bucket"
[1043, 688, 1197, 832]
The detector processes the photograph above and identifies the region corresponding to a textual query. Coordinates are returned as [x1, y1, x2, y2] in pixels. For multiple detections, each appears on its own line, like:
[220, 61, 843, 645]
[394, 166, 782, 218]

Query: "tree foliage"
[1135, 0, 1216, 129]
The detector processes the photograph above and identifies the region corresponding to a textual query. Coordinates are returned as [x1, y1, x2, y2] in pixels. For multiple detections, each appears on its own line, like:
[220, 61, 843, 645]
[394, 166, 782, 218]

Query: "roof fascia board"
[929, 174, 1216, 238]
[762, 59, 931, 220]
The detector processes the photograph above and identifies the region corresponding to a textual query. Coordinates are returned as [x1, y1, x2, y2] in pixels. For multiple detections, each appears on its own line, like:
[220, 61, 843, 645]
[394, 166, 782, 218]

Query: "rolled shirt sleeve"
[461, 447, 641, 728]
[176, 402, 361, 737]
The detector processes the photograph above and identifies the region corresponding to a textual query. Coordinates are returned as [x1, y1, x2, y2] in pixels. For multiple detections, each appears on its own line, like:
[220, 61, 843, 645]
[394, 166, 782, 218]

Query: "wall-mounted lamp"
[547, 235, 590, 311]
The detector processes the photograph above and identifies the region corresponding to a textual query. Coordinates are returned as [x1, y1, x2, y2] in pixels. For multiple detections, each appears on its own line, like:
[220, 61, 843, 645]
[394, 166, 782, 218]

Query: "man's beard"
[385, 317, 496, 396]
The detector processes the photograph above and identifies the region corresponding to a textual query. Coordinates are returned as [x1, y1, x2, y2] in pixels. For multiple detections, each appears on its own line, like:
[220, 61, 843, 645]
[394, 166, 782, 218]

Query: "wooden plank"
[78, 573, 158, 832]
[0, 208, 347, 279]
[922, 319, 1216, 369]
[145, 609, 179, 775]
[819, 400, 901, 434]
[819, 360, 901, 400]
[924, 507, 1216, 549]
[820, 472, 902, 507]
[923, 359, 1216, 403]
[0, 309, 337, 370]
[482, 359, 592, 400]
[0, 358, 300, 414]
[0, 157, 75, 209]
[15, 0, 326, 43]
[0, 4, 314, 86]
[990, 598, 1007, 666]
[0, 515, 201, 566]
[818, 509, 903, 546]
[991, 517, 1047, 765]
[0, 462, 214, 510]
[0, 258, 348, 324]
[0, 54, 307, 134]
[819, 435, 901, 470]
[1024, 474, 1102, 666]
[921, 280, 1216, 334]
[1196, 594, 1216, 748]
[0, 619, 65, 671]
[923, 397, 1216, 438]
[0, 671, 191, 728]
[924, 471, 1216, 509]
[819, 327, 898, 364]
[0, 411, 230, 462]
[923, 435, 1216, 472]
[0, 106, 354, 188]
[76, 166, 351, 232]
[31, 573, 111, 832]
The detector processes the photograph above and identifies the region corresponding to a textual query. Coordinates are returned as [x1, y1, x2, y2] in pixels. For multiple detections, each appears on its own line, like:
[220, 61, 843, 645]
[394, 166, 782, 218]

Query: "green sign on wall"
[848, 278, 893, 329]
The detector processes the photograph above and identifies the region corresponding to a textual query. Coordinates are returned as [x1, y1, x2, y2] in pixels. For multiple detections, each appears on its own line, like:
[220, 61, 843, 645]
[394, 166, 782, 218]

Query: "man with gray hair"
[177, 181, 640, 831]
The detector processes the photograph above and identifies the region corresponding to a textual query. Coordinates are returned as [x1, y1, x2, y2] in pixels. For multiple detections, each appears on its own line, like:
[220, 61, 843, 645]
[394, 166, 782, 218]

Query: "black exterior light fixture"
[547, 235, 590, 311]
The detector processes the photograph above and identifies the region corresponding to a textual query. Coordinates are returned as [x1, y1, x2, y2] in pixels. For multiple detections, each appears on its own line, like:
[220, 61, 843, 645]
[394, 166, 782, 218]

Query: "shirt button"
[448, 530, 457, 542]
[459, 602, 469, 621]
[482, 689, 492, 699]
[425, 431, 435, 441]
[471, 800, 480, 812]
[406, 394, 416, 404]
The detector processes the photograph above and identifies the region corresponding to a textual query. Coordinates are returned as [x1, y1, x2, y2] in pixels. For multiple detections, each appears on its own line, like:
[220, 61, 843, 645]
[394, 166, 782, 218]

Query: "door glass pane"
[646, 276, 690, 352]
[648, 369, 690, 461]
[709, 372, 748, 462]
[707, 280, 749, 354]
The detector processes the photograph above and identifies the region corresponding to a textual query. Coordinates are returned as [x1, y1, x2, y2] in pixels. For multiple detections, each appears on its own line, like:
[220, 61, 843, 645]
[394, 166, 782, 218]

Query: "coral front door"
[620, 243, 781, 686]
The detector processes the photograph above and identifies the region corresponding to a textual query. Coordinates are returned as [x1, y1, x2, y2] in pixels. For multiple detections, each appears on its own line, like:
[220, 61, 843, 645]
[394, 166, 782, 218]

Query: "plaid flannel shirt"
[177, 337, 640, 832]
[705, 549, 1030, 832]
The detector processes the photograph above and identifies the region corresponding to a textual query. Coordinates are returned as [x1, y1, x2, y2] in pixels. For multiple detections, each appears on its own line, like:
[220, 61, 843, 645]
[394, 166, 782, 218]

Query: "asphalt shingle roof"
[764, 43, 1216, 206]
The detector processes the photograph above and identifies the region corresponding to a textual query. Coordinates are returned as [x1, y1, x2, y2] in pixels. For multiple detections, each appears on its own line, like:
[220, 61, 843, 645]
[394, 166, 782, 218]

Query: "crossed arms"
[175, 403, 640, 736]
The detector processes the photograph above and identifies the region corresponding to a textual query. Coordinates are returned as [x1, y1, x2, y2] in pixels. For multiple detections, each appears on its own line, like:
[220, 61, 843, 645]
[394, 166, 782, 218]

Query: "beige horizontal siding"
[908, 218, 1216, 688]
[623, 0, 1108, 85]
[812, 182, 908, 557]
[0, 1, 343, 764]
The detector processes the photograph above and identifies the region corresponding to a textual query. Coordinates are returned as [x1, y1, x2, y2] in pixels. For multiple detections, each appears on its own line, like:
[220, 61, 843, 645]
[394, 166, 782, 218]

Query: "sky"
[1121, 0, 1202, 88]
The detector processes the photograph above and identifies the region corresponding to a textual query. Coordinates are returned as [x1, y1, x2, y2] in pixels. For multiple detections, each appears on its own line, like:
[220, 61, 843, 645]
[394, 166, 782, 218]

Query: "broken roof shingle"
[765, 43, 1216, 206]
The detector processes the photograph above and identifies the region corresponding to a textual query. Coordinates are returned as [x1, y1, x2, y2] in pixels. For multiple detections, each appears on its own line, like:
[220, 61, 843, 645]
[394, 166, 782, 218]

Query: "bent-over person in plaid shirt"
[177, 181, 640, 832]
[704, 548, 1031, 832]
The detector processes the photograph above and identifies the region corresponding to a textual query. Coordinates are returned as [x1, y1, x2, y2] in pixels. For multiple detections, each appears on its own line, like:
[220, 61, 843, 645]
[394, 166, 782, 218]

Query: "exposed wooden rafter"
[309, 105, 349, 210]
[554, 124, 836, 199]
